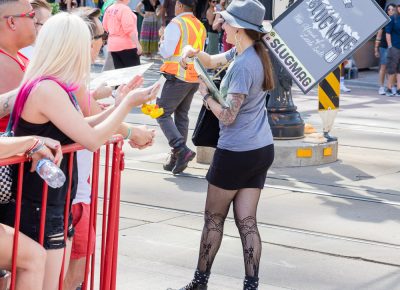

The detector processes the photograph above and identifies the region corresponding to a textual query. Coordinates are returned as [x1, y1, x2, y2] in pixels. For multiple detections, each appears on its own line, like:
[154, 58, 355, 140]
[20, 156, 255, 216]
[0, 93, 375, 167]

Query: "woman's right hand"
[30, 137, 63, 172]
[115, 75, 144, 107]
[374, 49, 380, 58]
[126, 83, 161, 107]
[180, 45, 200, 69]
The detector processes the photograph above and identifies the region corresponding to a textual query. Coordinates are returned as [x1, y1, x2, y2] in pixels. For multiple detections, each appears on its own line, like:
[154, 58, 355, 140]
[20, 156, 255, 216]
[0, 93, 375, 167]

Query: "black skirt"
[206, 144, 274, 190]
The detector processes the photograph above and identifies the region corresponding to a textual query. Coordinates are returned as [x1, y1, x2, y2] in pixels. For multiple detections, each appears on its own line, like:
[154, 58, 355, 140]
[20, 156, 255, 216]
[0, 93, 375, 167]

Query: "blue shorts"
[380, 47, 388, 65]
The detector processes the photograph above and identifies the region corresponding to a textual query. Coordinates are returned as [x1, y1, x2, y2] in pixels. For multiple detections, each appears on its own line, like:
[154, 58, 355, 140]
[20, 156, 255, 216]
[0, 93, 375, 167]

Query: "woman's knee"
[20, 241, 47, 272]
[234, 215, 259, 236]
[203, 211, 227, 233]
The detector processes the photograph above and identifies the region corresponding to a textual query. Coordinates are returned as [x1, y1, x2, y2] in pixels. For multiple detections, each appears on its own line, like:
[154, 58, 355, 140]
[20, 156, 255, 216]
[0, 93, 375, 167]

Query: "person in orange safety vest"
[157, 0, 206, 175]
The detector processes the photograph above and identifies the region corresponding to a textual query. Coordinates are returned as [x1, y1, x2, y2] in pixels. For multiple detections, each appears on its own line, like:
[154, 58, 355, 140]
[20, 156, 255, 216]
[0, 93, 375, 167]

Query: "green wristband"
[125, 128, 132, 140]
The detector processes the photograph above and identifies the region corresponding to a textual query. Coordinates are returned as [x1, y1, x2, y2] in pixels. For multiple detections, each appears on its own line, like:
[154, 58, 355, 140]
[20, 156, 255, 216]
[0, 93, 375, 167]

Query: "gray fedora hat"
[216, 0, 271, 33]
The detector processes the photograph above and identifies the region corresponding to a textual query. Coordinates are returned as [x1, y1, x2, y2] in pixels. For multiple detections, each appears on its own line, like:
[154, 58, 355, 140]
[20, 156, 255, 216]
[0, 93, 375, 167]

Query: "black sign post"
[264, 0, 305, 139]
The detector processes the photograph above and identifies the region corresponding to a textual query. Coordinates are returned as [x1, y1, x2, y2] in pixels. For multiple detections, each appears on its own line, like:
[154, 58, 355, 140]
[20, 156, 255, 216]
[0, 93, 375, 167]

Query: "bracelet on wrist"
[26, 138, 40, 155]
[26, 139, 45, 158]
[203, 94, 211, 110]
[125, 127, 132, 140]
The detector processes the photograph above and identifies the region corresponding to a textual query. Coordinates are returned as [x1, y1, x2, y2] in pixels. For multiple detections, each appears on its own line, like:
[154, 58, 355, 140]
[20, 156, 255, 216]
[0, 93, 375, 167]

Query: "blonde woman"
[3, 13, 159, 290]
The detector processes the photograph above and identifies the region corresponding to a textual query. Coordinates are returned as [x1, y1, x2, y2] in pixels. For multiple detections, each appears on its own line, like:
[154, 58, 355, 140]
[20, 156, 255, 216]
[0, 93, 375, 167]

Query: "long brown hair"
[244, 29, 274, 91]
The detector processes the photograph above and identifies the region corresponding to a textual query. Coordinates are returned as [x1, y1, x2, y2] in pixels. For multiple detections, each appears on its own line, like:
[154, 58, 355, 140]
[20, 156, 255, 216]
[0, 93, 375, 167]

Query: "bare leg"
[63, 257, 86, 290]
[0, 224, 46, 290]
[396, 73, 400, 91]
[387, 74, 396, 91]
[43, 232, 72, 290]
[379, 64, 387, 86]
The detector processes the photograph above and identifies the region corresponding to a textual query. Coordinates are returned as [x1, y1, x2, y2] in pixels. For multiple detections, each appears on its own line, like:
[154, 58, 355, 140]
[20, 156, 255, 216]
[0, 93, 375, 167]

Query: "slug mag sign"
[263, 0, 390, 94]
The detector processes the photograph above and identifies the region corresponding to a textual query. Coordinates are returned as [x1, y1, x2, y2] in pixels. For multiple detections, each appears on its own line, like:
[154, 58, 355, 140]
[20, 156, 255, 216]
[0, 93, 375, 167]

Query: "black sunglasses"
[93, 32, 108, 44]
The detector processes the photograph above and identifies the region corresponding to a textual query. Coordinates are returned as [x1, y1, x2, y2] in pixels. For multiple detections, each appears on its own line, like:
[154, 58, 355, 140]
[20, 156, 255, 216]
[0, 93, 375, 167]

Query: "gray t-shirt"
[217, 46, 273, 152]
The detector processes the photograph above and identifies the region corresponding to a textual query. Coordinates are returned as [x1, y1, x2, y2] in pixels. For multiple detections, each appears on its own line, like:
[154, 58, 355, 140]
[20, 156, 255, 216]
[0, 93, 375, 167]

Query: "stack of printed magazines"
[193, 58, 227, 107]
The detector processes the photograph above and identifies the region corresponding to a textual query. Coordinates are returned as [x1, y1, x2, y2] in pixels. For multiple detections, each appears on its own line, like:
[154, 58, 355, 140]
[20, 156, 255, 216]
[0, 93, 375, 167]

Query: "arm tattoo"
[0, 94, 13, 118]
[217, 93, 245, 126]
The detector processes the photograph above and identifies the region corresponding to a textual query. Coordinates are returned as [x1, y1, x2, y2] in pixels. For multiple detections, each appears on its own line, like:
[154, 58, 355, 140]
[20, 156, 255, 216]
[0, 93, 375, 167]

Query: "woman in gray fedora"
[173, 0, 274, 289]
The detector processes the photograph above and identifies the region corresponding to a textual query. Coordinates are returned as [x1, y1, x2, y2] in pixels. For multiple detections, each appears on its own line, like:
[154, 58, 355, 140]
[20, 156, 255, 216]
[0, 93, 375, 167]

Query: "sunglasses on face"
[93, 31, 108, 45]
[3, 10, 35, 19]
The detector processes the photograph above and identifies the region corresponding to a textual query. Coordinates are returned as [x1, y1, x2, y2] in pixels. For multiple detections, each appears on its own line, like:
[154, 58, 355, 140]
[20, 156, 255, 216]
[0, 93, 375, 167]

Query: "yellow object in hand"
[141, 104, 164, 118]
[150, 107, 164, 119]
[141, 104, 153, 115]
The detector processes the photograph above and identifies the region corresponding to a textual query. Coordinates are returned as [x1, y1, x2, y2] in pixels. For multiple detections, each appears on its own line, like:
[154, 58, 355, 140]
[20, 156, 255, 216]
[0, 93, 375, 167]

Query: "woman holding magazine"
[174, 1, 274, 289]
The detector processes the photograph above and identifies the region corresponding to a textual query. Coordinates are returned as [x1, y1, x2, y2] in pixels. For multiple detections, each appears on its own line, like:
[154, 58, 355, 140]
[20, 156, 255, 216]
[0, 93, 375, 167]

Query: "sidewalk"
[345, 67, 380, 90]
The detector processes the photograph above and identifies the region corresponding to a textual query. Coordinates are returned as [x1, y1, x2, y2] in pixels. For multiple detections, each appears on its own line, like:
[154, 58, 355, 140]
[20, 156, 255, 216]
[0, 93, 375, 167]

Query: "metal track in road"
[111, 198, 400, 268]
[126, 121, 400, 152]
[106, 165, 400, 267]
[123, 165, 400, 207]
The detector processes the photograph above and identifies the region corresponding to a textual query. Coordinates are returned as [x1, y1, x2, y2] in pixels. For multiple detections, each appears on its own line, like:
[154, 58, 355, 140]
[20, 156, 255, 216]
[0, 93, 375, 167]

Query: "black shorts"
[206, 144, 275, 190]
[3, 200, 74, 250]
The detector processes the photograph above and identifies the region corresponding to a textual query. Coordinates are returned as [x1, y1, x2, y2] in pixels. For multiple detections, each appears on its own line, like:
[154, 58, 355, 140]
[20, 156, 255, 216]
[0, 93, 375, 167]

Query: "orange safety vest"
[160, 14, 206, 82]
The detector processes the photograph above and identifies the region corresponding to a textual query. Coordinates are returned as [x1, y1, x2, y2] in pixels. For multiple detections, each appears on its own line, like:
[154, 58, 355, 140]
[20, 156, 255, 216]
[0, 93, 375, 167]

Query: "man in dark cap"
[157, 0, 206, 174]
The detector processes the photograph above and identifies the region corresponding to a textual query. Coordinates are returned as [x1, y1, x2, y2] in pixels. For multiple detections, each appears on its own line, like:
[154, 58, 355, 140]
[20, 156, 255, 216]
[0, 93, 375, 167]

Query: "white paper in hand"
[156, 75, 166, 99]
[90, 63, 153, 89]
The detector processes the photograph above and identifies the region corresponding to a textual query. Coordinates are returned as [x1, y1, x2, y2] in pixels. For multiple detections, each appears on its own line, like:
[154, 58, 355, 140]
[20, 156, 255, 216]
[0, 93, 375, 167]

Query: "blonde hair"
[30, 0, 51, 11]
[23, 12, 91, 87]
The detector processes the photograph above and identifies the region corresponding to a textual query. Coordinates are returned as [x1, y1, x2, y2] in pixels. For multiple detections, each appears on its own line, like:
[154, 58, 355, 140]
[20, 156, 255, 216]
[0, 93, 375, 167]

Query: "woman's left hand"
[92, 82, 112, 100]
[128, 125, 156, 150]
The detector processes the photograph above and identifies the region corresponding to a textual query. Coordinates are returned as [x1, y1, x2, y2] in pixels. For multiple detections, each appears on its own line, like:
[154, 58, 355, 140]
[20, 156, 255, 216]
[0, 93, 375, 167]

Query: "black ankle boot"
[178, 281, 207, 290]
[243, 276, 259, 290]
[176, 270, 209, 290]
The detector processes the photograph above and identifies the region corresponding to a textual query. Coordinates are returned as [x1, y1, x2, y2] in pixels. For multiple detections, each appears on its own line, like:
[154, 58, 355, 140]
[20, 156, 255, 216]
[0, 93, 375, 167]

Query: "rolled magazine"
[193, 58, 228, 107]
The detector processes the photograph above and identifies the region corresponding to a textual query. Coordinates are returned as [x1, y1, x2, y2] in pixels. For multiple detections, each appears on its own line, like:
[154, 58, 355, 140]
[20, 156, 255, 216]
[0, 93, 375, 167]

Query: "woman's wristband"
[203, 94, 211, 110]
[25, 138, 40, 154]
[125, 127, 132, 140]
[26, 139, 45, 157]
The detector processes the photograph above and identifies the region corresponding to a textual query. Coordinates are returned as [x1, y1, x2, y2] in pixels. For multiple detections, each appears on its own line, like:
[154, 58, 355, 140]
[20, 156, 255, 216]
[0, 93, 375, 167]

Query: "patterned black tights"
[196, 185, 262, 280]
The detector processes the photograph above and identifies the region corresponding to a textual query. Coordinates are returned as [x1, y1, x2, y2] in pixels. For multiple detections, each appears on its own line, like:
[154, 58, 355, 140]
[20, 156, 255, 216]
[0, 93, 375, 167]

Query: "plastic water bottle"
[36, 158, 66, 188]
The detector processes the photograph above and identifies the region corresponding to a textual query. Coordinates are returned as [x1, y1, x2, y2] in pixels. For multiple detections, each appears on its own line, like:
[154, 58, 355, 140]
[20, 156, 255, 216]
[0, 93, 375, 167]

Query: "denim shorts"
[379, 47, 388, 65]
[3, 200, 74, 250]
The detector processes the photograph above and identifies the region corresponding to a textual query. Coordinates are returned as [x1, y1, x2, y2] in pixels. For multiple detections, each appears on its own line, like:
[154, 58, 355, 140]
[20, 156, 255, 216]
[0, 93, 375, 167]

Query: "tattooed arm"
[181, 45, 229, 69]
[205, 93, 245, 126]
[0, 89, 17, 119]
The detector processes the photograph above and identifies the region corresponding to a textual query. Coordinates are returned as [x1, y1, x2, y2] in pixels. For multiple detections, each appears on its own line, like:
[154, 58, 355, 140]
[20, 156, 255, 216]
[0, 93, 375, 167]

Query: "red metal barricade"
[0, 136, 125, 290]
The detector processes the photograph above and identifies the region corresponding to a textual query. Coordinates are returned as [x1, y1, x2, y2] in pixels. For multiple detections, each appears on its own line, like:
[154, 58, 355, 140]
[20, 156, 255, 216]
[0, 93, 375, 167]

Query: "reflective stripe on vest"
[161, 15, 205, 82]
